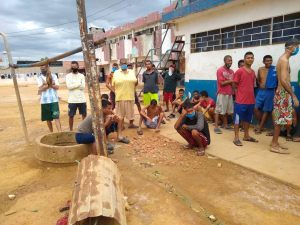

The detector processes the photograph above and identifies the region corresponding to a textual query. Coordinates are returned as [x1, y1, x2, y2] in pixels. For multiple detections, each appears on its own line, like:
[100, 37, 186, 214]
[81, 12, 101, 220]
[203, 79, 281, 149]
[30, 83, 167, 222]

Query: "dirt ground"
[0, 83, 300, 225]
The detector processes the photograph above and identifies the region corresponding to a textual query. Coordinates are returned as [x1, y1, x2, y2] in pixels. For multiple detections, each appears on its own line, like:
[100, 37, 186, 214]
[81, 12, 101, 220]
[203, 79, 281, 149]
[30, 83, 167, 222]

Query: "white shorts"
[115, 100, 135, 121]
[215, 94, 233, 115]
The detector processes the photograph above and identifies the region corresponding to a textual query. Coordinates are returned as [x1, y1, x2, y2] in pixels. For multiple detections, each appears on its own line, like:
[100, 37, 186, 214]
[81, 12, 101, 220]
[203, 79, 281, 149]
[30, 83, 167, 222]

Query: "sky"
[0, 0, 172, 62]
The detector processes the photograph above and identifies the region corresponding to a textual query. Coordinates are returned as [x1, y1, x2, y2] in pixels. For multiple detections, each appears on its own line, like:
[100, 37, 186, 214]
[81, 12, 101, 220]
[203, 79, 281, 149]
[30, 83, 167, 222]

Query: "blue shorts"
[234, 103, 254, 124]
[255, 89, 275, 112]
[106, 122, 118, 135]
[75, 133, 95, 144]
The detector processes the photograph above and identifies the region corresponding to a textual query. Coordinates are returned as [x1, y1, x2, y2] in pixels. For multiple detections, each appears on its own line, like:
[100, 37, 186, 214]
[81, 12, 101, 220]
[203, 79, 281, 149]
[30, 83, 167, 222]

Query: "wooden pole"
[0, 32, 29, 144]
[76, 0, 107, 156]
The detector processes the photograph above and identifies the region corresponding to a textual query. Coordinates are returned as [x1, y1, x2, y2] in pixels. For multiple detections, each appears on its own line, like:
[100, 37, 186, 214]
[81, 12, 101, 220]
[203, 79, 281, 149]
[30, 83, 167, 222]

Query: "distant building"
[162, 0, 300, 99]
[93, 6, 178, 79]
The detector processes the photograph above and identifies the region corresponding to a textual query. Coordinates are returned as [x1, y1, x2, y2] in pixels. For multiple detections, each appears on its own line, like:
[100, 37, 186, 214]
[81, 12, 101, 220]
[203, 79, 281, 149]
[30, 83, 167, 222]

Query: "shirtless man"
[271, 39, 299, 154]
[137, 99, 164, 134]
[254, 55, 277, 134]
[106, 63, 118, 109]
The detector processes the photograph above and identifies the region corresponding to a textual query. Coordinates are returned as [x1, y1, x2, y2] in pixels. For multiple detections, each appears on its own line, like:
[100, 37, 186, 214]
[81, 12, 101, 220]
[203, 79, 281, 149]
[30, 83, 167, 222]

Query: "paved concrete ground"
[160, 118, 300, 188]
[51, 81, 300, 189]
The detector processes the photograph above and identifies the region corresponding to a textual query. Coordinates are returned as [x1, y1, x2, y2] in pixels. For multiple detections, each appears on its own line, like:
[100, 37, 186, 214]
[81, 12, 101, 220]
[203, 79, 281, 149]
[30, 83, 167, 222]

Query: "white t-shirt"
[37, 74, 59, 104]
[65, 72, 86, 103]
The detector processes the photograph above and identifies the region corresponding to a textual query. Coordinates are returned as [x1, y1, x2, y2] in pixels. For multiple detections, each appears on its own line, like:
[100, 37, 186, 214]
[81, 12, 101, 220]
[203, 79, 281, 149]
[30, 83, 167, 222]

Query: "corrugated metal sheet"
[68, 155, 127, 225]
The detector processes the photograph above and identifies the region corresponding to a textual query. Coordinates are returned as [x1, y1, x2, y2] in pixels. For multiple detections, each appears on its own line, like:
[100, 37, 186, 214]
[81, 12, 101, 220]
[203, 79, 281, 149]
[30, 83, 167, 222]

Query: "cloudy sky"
[0, 0, 171, 62]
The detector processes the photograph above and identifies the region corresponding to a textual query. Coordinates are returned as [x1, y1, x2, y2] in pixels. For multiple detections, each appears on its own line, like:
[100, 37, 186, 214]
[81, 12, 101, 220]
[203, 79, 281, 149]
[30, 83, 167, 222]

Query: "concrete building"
[93, 5, 178, 80]
[162, 0, 300, 99]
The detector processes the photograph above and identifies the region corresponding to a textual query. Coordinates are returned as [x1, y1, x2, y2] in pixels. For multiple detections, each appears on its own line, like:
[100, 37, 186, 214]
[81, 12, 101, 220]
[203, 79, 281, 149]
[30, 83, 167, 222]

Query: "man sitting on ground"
[137, 99, 164, 135]
[75, 100, 130, 154]
[194, 90, 216, 122]
[191, 90, 201, 105]
[174, 100, 210, 156]
[169, 88, 185, 118]
[101, 94, 109, 101]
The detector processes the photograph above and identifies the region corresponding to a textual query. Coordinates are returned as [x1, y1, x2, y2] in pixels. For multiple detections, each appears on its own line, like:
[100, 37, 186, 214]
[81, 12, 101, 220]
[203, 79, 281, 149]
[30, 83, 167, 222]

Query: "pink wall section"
[117, 40, 125, 59]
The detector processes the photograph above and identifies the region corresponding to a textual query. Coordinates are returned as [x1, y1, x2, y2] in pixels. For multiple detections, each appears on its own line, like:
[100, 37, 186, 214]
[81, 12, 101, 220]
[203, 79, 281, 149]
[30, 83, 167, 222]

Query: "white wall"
[95, 47, 109, 66]
[173, 0, 300, 81]
[111, 43, 117, 60]
[124, 39, 132, 58]
[162, 28, 172, 54]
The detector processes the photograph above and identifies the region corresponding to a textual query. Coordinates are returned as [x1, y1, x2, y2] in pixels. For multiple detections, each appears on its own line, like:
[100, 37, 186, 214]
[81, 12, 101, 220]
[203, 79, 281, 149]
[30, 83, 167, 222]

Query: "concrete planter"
[35, 132, 89, 163]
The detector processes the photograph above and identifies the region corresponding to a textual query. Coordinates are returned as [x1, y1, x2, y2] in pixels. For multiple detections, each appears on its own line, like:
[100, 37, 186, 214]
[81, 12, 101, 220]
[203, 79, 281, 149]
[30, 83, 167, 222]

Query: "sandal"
[270, 145, 290, 154]
[254, 128, 262, 134]
[118, 137, 130, 144]
[243, 137, 258, 143]
[214, 127, 222, 134]
[292, 137, 300, 142]
[128, 124, 138, 129]
[286, 135, 293, 141]
[196, 149, 205, 156]
[266, 131, 273, 136]
[137, 130, 143, 135]
[233, 139, 243, 146]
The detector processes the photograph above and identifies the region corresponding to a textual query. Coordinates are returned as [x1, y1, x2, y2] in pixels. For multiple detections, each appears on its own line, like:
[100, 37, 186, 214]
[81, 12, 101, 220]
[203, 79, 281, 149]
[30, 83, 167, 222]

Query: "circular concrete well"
[35, 132, 89, 163]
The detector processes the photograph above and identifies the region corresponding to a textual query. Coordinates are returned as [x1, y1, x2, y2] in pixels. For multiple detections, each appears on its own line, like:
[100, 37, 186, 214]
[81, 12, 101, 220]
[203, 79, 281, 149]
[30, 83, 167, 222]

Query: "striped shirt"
[37, 74, 59, 104]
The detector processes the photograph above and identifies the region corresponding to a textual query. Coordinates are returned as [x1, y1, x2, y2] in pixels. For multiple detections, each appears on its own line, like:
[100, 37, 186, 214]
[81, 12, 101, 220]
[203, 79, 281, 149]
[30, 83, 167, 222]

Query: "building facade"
[93, 7, 177, 80]
[162, 0, 300, 99]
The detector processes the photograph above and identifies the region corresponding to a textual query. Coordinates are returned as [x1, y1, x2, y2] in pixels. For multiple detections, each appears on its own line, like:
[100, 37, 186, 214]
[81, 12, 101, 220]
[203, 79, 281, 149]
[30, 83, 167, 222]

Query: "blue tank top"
[265, 65, 277, 89]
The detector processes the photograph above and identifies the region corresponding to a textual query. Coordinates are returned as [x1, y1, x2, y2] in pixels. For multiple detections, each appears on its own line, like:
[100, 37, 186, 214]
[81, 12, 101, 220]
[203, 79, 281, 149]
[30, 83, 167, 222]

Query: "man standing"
[142, 60, 159, 106]
[37, 64, 62, 132]
[106, 63, 118, 109]
[66, 61, 86, 131]
[112, 58, 138, 129]
[162, 64, 181, 112]
[271, 39, 299, 154]
[233, 52, 258, 146]
[214, 55, 234, 134]
[254, 55, 277, 134]
[128, 63, 142, 113]
[174, 101, 210, 156]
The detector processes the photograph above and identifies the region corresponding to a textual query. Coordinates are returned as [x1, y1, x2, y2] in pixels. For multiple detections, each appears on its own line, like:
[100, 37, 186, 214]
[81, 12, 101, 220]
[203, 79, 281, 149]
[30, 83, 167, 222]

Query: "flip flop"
[224, 126, 234, 130]
[243, 137, 258, 143]
[233, 139, 243, 146]
[286, 135, 293, 141]
[214, 127, 222, 134]
[270, 146, 290, 154]
[196, 149, 205, 156]
[266, 131, 273, 136]
[137, 130, 143, 135]
[128, 124, 138, 129]
[292, 137, 300, 142]
[118, 137, 130, 144]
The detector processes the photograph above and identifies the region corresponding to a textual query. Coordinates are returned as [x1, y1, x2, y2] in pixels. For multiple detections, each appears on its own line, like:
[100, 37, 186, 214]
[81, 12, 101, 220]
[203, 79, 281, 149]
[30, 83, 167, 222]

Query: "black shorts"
[68, 103, 87, 117]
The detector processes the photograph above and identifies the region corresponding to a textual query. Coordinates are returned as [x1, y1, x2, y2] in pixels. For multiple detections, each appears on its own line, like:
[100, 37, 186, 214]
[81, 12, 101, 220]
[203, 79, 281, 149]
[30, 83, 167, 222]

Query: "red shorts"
[164, 92, 173, 102]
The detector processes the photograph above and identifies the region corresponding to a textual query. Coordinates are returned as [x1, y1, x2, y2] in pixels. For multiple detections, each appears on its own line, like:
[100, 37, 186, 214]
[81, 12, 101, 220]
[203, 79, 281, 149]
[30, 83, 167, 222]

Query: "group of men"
[198, 38, 299, 154]
[36, 38, 299, 156]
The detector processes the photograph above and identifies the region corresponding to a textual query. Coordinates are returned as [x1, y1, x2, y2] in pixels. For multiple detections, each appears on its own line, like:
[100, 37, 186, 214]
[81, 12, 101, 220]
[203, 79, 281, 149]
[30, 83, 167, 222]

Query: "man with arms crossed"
[271, 39, 299, 154]
[66, 61, 86, 131]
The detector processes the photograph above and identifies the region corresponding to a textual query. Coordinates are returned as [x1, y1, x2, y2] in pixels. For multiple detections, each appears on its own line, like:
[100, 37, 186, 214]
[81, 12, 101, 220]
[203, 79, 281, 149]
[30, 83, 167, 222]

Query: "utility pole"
[76, 0, 107, 156]
[0, 32, 29, 144]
